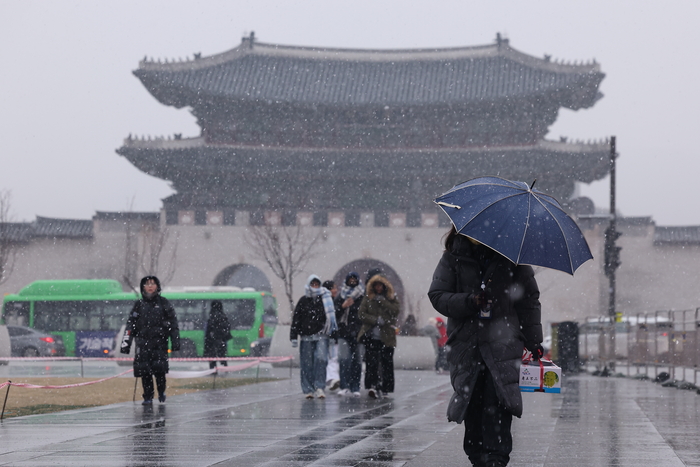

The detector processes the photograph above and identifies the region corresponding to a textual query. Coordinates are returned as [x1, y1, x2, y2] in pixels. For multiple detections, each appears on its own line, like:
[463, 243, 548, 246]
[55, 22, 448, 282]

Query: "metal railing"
[578, 308, 700, 384]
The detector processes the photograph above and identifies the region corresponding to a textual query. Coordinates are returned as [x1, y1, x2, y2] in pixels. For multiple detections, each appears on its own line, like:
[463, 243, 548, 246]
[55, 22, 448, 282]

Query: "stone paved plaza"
[1, 369, 699, 466]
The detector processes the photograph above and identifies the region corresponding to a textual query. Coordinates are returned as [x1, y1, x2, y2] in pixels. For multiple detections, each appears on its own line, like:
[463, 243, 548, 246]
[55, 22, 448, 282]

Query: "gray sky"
[1, 0, 699, 225]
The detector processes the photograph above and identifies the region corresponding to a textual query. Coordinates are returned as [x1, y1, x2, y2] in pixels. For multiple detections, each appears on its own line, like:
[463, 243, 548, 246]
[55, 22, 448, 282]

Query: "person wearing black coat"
[120, 276, 180, 405]
[290, 274, 336, 398]
[428, 227, 543, 467]
[334, 272, 364, 396]
[204, 300, 232, 369]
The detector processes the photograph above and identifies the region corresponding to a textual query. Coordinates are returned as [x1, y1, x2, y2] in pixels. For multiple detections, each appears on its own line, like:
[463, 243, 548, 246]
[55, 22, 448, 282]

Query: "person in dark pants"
[204, 300, 232, 369]
[335, 272, 364, 397]
[428, 227, 543, 467]
[357, 274, 399, 399]
[120, 276, 180, 405]
[434, 317, 449, 373]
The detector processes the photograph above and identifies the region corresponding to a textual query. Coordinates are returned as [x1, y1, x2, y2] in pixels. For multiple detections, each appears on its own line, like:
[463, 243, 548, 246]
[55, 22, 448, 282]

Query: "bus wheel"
[23, 347, 40, 357]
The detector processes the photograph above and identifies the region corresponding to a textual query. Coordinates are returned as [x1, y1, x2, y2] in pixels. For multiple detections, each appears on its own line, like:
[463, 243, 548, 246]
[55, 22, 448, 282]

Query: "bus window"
[222, 299, 256, 330]
[171, 300, 205, 331]
[262, 295, 278, 325]
[34, 301, 92, 332]
[2, 301, 29, 326]
[98, 301, 133, 331]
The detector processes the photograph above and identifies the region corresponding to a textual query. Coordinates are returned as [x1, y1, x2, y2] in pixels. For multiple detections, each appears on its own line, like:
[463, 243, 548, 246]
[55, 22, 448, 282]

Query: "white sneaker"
[352, 391, 361, 397]
[314, 388, 326, 399]
[328, 379, 341, 391]
[337, 388, 349, 396]
[368, 388, 378, 399]
[305, 393, 314, 399]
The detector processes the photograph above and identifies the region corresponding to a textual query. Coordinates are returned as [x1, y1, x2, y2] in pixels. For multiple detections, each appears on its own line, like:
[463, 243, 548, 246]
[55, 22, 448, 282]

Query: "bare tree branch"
[139, 224, 178, 284]
[245, 224, 321, 314]
[0, 190, 17, 285]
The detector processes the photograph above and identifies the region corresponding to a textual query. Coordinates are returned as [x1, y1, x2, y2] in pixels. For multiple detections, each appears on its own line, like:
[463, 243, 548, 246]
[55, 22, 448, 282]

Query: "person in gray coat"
[428, 227, 543, 467]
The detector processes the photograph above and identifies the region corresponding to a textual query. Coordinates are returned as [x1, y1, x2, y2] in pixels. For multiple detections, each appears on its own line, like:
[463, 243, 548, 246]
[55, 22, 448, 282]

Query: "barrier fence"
[0, 356, 293, 419]
[579, 308, 700, 383]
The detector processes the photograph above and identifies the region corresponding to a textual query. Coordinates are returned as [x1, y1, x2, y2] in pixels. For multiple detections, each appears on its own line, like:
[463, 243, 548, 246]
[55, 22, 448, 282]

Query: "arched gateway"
[212, 264, 271, 291]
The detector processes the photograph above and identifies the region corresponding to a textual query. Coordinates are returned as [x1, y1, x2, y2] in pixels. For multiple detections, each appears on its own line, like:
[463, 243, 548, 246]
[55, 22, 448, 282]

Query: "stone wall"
[2, 215, 699, 336]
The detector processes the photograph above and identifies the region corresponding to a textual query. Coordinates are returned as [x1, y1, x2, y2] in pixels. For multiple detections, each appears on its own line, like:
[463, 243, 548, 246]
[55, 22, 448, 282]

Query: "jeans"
[363, 339, 394, 393]
[463, 363, 512, 466]
[299, 337, 329, 394]
[337, 338, 362, 392]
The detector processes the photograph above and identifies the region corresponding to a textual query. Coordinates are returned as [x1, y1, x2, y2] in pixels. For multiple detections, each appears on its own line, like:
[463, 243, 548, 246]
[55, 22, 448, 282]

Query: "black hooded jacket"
[204, 301, 232, 358]
[121, 276, 180, 377]
[428, 235, 542, 420]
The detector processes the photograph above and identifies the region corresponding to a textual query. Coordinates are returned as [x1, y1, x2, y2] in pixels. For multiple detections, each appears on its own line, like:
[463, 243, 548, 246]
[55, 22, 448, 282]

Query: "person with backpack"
[428, 227, 543, 467]
[120, 276, 180, 405]
[290, 275, 338, 399]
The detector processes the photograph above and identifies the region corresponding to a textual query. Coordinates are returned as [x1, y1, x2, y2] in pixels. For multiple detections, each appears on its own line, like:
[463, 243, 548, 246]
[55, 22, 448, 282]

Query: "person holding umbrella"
[429, 176, 592, 467]
[429, 227, 542, 467]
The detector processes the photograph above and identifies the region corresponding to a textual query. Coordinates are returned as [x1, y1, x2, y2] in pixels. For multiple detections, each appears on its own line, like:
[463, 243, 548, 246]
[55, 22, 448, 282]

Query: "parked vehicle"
[6, 325, 65, 357]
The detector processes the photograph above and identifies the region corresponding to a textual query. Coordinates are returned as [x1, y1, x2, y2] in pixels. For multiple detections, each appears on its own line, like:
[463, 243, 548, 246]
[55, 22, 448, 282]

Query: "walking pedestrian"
[120, 276, 180, 405]
[204, 300, 232, 369]
[434, 317, 449, 373]
[428, 227, 543, 467]
[322, 280, 341, 392]
[358, 274, 399, 399]
[335, 272, 364, 397]
[290, 275, 338, 399]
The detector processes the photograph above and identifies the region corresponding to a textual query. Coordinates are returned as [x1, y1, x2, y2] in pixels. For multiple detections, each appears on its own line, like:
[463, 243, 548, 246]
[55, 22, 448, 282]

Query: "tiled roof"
[33, 217, 93, 238]
[117, 138, 611, 210]
[0, 217, 94, 241]
[93, 211, 160, 222]
[654, 226, 700, 245]
[135, 39, 604, 109]
[0, 223, 34, 242]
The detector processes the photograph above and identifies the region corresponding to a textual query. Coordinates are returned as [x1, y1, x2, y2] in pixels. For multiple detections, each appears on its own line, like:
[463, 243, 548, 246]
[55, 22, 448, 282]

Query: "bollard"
[1, 382, 11, 420]
[80, 358, 84, 378]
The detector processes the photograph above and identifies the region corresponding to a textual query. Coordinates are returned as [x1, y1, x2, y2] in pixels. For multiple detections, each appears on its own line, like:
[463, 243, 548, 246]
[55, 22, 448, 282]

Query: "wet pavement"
[1, 369, 700, 466]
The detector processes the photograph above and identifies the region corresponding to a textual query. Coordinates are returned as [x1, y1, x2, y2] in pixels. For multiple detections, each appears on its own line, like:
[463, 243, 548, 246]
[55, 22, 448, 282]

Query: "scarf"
[305, 284, 338, 335]
[339, 282, 365, 301]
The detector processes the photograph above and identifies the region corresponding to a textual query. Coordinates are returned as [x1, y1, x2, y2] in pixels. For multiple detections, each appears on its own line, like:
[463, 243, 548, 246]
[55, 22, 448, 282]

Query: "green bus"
[1, 279, 278, 358]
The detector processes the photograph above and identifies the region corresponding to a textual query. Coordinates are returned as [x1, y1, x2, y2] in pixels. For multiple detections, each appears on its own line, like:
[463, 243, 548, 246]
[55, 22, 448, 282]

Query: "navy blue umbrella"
[435, 176, 593, 275]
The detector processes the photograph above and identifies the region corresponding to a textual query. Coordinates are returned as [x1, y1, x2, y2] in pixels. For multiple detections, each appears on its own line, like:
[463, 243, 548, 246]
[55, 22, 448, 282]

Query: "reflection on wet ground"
[1, 369, 699, 466]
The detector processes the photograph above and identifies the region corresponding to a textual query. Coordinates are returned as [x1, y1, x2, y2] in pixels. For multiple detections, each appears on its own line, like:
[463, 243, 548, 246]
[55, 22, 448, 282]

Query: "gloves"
[377, 316, 385, 326]
[375, 295, 385, 302]
[291, 339, 298, 348]
[469, 292, 488, 309]
[526, 343, 544, 361]
[119, 346, 131, 355]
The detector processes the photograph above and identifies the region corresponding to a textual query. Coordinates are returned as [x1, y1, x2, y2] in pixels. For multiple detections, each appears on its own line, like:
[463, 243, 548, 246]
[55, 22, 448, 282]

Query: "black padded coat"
[122, 295, 180, 377]
[428, 235, 542, 420]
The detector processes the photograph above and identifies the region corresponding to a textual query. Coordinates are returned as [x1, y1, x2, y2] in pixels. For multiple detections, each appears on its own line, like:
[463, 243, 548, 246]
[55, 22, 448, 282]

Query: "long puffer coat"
[122, 280, 180, 377]
[428, 235, 542, 420]
[204, 304, 232, 359]
[357, 275, 400, 348]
